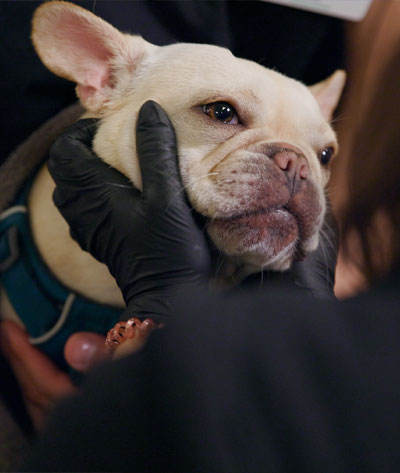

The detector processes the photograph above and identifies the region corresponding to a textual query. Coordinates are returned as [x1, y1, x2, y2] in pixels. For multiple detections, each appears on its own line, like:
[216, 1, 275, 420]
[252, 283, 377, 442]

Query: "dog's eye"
[202, 102, 239, 124]
[320, 147, 334, 165]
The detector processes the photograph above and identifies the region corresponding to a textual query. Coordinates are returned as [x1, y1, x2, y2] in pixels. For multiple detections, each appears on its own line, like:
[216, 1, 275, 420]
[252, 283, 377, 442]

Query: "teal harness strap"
[0, 180, 122, 369]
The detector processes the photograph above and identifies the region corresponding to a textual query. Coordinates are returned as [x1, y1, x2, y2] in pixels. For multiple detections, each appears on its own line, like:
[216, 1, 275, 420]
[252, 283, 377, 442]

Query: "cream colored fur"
[5, 2, 346, 320]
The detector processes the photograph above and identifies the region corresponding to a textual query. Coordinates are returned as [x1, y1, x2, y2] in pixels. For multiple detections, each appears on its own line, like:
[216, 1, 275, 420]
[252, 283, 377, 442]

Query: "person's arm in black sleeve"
[21, 280, 400, 473]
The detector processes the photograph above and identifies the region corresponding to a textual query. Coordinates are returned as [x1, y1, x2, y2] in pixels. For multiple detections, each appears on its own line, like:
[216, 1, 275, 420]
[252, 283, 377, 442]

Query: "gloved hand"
[288, 208, 338, 299]
[48, 101, 212, 323]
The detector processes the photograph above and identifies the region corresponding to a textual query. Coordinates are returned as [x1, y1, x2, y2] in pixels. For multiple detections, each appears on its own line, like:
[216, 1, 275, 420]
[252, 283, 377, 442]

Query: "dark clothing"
[0, 0, 344, 164]
[22, 270, 400, 472]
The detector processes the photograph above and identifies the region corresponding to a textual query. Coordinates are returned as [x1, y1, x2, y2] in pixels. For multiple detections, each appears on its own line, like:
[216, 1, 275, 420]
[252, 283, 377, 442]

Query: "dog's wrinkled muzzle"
[205, 141, 323, 269]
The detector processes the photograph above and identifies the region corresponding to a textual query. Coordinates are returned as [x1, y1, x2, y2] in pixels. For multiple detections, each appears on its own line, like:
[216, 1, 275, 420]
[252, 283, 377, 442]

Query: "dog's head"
[32, 1, 345, 275]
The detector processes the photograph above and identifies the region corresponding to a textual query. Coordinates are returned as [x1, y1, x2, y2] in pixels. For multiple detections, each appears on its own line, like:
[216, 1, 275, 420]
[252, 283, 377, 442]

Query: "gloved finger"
[290, 208, 338, 299]
[53, 170, 143, 259]
[49, 119, 135, 193]
[51, 161, 140, 211]
[48, 119, 99, 181]
[136, 101, 183, 205]
[49, 118, 142, 213]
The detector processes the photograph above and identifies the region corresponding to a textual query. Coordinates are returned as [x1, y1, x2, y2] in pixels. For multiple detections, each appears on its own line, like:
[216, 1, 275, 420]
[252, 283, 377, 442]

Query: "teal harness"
[0, 178, 122, 369]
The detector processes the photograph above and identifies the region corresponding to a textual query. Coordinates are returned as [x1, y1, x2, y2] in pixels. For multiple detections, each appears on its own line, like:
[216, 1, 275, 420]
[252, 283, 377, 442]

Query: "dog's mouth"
[207, 205, 307, 265]
[187, 148, 323, 270]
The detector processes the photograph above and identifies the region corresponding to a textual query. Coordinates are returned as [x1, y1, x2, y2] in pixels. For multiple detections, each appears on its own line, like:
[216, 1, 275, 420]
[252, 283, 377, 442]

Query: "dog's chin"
[208, 207, 306, 271]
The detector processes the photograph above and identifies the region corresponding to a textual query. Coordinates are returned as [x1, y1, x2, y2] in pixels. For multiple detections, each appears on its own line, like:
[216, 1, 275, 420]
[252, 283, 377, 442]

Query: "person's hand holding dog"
[0, 102, 210, 431]
[48, 101, 212, 324]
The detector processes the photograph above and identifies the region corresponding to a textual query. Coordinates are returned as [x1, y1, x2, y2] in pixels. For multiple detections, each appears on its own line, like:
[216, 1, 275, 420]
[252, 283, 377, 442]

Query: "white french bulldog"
[2, 1, 345, 324]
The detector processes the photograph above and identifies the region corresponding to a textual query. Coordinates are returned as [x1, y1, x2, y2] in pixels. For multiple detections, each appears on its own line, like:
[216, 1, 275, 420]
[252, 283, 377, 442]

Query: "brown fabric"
[0, 102, 84, 213]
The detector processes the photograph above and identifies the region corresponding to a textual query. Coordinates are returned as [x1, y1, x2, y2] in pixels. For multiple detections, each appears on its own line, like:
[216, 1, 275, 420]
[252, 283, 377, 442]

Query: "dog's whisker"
[179, 172, 220, 192]
[322, 222, 336, 239]
[259, 267, 264, 287]
[321, 229, 335, 250]
[230, 267, 241, 287]
[213, 254, 225, 282]
[317, 231, 331, 283]
[325, 186, 339, 198]
[165, 172, 220, 211]
[212, 248, 230, 285]
[329, 113, 347, 125]
[105, 182, 133, 189]
[324, 187, 338, 202]
[319, 227, 337, 254]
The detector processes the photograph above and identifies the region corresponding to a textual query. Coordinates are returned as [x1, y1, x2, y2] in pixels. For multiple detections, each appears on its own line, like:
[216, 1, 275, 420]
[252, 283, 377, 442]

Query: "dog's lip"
[212, 206, 292, 222]
[209, 206, 300, 257]
[209, 206, 312, 251]
[214, 208, 309, 262]
[210, 206, 299, 240]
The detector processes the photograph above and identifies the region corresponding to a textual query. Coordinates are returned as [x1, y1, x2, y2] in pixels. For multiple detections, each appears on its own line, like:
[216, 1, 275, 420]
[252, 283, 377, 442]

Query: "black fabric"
[0, 0, 344, 164]
[22, 270, 400, 472]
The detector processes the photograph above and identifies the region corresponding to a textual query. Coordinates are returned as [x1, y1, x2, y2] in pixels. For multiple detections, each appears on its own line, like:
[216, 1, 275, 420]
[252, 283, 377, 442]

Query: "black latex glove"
[48, 101, 212, 323]
[288, 208, 338, 299]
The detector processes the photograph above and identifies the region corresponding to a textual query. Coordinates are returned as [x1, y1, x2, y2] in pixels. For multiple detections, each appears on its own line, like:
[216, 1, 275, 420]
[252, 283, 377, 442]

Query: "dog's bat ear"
[309, 70, 346, 122]
[32, 1, 156, 112]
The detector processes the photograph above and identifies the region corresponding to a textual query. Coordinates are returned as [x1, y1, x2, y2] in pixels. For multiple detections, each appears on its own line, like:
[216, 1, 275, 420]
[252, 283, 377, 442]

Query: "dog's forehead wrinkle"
[109, 46, 332, 154]
[159, 41, 234, 56]
[135, 45, 289, 107]
[145, 42, 236, 78]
